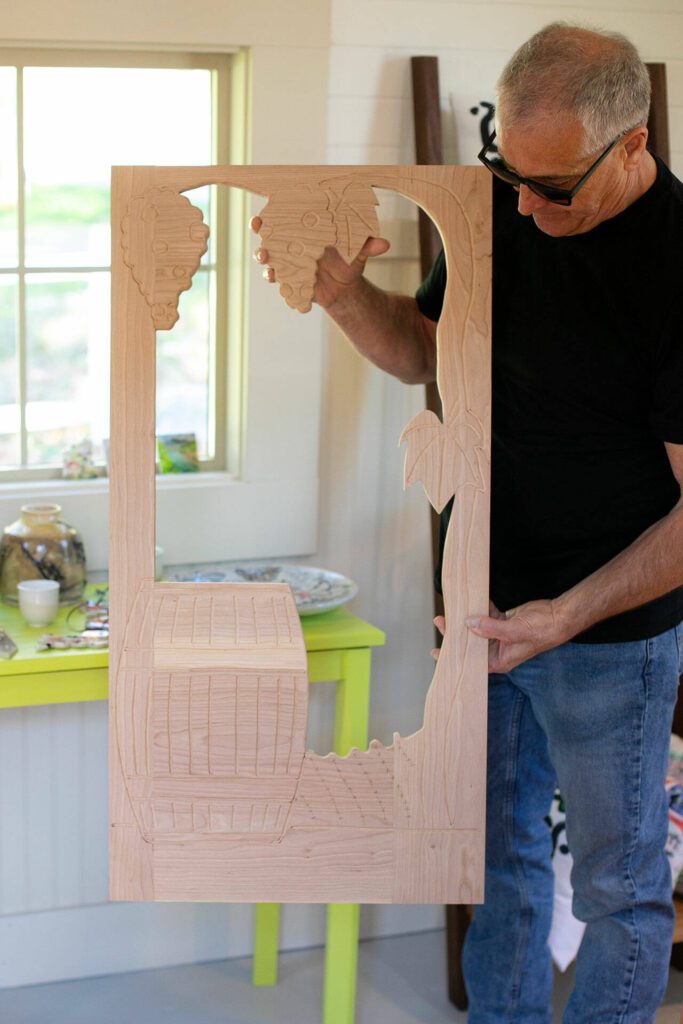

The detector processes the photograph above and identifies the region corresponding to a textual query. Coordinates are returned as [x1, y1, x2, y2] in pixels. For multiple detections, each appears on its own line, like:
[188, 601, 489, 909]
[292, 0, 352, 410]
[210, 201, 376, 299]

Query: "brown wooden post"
[411, 57, 443, 275]
[646, 63, 670, 164]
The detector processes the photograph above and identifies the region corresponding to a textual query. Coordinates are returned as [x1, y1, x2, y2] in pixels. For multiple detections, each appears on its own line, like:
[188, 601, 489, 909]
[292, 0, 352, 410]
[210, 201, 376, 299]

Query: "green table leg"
[324, 648, 372, 1024]
[333, 649, 371, 754]
[323, 904, 361, 1024]
[251, 647, 374, 1021]
[253, 903, 280, 986]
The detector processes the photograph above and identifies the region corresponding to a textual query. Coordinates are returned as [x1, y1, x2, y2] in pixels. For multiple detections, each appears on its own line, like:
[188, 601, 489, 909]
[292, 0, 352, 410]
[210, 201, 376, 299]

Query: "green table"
[0, 594, 385, 1024]
[0, 588, 110, 707]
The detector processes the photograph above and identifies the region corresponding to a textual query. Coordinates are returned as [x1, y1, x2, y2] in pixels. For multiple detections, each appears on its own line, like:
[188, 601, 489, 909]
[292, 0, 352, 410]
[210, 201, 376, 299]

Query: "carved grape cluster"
[257, 176, 380, 313]
[122, 187, 210, 330]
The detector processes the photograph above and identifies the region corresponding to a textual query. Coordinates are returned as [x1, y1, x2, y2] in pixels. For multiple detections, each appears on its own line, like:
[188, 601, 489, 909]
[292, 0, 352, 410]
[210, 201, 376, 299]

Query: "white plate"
[167, 561, 358, 615]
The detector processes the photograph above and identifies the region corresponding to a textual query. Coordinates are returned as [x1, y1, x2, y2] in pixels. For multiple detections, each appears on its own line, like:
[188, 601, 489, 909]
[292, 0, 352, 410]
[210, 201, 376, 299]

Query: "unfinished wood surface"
[110, 164, 491, 904]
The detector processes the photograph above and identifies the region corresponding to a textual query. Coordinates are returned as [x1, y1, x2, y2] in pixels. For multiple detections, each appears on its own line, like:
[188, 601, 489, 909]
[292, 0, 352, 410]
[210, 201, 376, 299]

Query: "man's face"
[495, 115, 626, 237]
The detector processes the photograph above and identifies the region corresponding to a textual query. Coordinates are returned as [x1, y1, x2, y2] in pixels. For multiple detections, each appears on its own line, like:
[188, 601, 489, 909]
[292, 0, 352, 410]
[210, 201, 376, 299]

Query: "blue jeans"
[462, 624, 683, 1023]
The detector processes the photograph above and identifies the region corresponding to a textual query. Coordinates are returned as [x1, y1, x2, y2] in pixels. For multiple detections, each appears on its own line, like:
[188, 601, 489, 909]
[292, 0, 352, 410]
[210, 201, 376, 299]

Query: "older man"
[256, 22, 683, 1023]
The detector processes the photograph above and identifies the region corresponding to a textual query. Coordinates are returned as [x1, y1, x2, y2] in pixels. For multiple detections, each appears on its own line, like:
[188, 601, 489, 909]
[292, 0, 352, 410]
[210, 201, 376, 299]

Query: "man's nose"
[517, 184, 551, 216]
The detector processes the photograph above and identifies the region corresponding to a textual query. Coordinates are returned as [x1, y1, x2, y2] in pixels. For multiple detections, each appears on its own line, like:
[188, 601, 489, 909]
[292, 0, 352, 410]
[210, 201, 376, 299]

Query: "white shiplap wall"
[3, 0, 683, 990]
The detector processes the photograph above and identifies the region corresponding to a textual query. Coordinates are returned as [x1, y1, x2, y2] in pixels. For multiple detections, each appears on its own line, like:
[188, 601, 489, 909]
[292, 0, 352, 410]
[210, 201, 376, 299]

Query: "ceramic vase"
[0, 503, 87, 605]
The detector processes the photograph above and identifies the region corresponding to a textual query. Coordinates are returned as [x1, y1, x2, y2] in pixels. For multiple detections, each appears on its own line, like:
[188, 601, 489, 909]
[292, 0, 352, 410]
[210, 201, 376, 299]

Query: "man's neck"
[618, 150, 658, 215]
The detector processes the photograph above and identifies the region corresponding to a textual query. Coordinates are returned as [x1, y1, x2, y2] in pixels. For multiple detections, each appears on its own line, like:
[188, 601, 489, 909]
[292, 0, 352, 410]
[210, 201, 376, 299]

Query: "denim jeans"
[462, 624, 683, 1023]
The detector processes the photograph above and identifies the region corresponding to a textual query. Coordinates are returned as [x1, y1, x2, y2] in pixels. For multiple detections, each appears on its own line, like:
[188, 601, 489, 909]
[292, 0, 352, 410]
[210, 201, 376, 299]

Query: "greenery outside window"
[0, 49, 231, 481]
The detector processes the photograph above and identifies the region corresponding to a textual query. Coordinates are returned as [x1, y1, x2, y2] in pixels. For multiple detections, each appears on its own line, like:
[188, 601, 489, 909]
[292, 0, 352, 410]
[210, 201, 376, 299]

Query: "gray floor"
[0, 929, 681, 1024]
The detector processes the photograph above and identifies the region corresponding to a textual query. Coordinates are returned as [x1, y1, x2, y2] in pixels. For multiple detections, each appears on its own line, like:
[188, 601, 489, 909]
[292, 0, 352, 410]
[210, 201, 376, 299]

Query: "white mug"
[17, 579, 60, 628]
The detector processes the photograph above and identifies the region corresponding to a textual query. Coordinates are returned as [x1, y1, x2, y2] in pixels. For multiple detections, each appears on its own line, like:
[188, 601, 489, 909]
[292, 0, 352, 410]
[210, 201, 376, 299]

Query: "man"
[255, 23, 683, 1023]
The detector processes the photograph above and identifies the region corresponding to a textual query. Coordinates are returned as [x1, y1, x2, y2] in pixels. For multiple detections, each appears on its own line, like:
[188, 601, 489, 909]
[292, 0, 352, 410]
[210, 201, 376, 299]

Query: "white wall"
[3, 0, 683, 992]
[0, 0, 342, 990]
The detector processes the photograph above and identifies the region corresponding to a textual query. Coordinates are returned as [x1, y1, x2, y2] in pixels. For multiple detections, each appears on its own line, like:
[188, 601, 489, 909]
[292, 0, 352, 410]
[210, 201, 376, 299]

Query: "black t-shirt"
[416, 158, 683, 643]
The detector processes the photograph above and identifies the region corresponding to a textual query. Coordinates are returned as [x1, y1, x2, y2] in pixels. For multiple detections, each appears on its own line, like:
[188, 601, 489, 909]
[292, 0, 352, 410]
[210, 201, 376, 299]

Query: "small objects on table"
[17, 579, 60, 628]
[0, 629, 18, 659]
[36, 587, 110, 649]
[37, 631, 109, 651]
[65, 588, 109, 631]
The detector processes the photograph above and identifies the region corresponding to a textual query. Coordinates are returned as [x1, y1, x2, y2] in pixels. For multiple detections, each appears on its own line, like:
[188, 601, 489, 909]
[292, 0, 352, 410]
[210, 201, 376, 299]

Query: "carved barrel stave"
[117, 582, 309, 839]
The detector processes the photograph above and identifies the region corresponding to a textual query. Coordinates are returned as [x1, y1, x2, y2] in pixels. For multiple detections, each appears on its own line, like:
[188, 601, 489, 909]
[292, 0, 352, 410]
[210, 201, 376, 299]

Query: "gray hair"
[496, 23, 651, 155]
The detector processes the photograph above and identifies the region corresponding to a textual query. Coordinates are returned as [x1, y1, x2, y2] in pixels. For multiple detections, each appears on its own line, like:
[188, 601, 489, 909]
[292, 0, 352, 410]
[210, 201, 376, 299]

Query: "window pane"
[25, 272, 110, 465]
[0, 67, 18, 268]
[191, 185, 215, 266]
[23, 67, 213, 267]
[157, 269, 213, 459]
[0, 275, 19, 465]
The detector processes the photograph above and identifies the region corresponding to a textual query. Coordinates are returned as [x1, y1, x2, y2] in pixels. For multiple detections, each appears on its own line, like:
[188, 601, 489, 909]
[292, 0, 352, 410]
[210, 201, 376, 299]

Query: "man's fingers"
[250, 216, 262, 233]
[253, 246, 268, 264]
[433, 615, 445, 637]
[431, 647, 440, 661]
[262, 267, 275, 283]
[466, 614, 518, 641]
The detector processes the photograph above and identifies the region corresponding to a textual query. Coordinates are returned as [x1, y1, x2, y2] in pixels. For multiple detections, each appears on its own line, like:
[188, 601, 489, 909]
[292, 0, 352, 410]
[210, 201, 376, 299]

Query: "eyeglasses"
[477, 130, 623, 206]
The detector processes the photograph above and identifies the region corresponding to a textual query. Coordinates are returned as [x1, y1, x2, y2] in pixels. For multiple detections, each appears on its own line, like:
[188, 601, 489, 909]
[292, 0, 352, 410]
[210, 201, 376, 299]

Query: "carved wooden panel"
[110, 165, 491, 903]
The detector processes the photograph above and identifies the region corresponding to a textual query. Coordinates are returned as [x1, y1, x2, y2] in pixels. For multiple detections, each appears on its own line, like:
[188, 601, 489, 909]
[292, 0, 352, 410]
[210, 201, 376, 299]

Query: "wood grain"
[110, 164, 491, 903]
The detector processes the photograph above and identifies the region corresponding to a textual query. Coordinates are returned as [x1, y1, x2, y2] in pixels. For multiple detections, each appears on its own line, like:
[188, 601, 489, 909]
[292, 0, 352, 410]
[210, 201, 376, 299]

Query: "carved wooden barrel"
[115, 581, 308, 840]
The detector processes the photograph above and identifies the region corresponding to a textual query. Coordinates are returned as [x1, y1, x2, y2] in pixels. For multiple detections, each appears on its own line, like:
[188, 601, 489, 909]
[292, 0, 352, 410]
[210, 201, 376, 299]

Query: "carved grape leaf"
[122, 187, 209, 330]
[321, 177, 380, 263]
[400, 409, 486, 512]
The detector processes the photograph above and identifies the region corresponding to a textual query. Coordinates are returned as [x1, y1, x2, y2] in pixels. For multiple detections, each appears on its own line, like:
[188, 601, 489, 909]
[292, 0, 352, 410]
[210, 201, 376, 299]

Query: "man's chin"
[531, 212, 576, 237]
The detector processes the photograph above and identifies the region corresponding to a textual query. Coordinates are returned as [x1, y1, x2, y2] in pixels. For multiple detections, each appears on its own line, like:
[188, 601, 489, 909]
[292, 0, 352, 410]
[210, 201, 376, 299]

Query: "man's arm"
[467, 442, 683, 672]
[252, 222, 437, 385]
[325, 274, 437, 385]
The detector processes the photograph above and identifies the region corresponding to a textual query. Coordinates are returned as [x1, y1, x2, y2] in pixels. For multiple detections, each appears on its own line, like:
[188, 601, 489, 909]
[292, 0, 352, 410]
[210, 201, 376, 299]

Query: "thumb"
[358, 236, 390, 262]
[466, 614, 515, 640]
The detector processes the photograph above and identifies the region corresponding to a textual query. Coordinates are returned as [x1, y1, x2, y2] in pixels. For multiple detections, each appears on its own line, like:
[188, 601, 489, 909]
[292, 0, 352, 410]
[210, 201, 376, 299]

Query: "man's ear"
[623, 128, 649, 169]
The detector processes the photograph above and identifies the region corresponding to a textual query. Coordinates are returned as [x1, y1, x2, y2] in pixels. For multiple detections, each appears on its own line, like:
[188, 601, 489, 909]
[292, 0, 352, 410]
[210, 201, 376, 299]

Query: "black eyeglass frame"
[477, 129, 624, 206]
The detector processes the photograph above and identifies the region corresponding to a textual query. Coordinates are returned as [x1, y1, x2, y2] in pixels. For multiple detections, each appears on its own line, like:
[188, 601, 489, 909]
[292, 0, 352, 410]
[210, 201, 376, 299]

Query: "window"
[0, 49, 230, 480]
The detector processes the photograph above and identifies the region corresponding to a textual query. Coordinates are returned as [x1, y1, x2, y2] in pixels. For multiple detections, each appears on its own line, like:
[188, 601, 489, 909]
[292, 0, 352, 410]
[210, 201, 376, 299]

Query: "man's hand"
[251, 216, 389, 310]
[466, 599, 573, 673]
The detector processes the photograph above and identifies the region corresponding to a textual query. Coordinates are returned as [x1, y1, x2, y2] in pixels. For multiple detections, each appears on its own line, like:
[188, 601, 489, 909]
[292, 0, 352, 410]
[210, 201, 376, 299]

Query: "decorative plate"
[167, 561, 358, 616]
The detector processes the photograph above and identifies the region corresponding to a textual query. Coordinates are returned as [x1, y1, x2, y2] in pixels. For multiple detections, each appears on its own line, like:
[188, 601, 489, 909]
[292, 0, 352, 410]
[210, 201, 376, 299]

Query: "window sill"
[0, 471, 236, 499]
[0, 472, 318, 571]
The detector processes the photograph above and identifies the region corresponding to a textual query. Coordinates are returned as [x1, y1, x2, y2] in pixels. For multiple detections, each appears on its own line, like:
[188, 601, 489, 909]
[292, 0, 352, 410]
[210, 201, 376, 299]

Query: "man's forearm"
[326, 277, 437, 385]
[467, 497, 683, 673]
[553, 500, 683, 638]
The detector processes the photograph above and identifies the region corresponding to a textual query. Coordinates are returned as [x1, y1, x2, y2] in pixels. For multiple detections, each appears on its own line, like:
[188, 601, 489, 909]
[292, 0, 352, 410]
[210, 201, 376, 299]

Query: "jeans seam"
[503, 690, 529, 1023]
[614, 640, 649, 1023]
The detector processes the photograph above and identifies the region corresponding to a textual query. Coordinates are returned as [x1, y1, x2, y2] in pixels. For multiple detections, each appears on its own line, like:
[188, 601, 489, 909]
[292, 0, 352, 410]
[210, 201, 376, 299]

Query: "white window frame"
[0, 48, 230, 480]
[0, 37, 326, 570]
